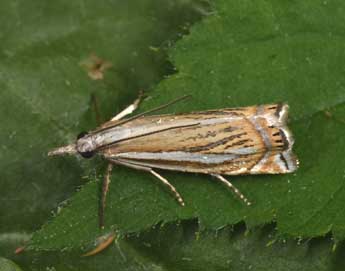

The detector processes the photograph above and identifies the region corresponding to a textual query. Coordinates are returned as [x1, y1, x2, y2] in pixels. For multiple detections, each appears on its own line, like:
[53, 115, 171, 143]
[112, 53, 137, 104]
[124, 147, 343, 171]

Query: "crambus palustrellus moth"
[49, 96, 298, 231]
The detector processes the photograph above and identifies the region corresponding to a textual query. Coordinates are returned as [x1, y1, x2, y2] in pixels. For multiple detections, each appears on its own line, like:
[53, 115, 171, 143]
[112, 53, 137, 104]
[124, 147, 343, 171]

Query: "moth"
[49, 95, 298, 229]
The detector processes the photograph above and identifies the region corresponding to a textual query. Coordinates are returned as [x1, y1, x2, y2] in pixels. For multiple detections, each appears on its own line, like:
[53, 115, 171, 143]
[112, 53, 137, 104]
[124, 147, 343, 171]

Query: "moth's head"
[75, 131, 96, 158]
[48, 131, 96, 159]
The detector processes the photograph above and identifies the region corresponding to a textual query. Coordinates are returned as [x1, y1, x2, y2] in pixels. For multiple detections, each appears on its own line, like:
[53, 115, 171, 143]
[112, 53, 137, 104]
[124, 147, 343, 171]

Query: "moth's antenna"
[93, 95, 191, 133]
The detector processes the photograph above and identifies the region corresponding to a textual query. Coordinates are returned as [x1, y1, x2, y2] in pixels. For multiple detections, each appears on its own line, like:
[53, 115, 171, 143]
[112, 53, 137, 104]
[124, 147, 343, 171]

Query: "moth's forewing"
[98, 104, 298, 175]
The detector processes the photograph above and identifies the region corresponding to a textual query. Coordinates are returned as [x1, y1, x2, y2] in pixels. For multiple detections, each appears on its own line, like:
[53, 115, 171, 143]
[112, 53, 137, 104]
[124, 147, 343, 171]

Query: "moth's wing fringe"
[275, 103, 295, 151]
[262, 103, 299, 173]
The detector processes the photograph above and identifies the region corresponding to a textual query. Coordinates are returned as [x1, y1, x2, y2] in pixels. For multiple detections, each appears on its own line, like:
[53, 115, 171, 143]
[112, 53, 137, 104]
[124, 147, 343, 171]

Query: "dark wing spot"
[225, 139, 251, 149]
[275, 103, 284, 118]
[279, 129, 290, 150]
[185, 132, 247, 152]
[279, 153, 289, 170]
[223, 126, 239, 133]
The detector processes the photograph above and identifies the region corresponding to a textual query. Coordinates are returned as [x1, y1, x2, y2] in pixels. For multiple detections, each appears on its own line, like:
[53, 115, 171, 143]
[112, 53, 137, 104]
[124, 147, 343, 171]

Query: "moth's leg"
[100, 163, 113, 229]
[212, 174, 251, 206]
[112, 160, 185, 206]
[111, 91, 144, 121]
[83, 163, 114, 256]
[91, 93, 102, 125]
[150, 169, 185, 206]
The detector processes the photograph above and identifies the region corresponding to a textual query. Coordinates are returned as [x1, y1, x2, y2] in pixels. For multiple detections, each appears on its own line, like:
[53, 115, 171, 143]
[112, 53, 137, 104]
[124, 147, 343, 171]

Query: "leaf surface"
[8, 222, 345, 271]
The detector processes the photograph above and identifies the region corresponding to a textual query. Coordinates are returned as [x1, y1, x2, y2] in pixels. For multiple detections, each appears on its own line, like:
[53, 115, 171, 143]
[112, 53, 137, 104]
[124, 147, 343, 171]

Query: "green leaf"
[126, 222, 339, 271]
[7, 222, 345, 271]
[27, 0, 345, 251]
[0, 258, 23, 271]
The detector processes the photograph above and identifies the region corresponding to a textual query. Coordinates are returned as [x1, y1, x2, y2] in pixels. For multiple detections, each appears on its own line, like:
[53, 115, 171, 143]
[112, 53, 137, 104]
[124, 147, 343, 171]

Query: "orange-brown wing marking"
[101, 104, 298, 175]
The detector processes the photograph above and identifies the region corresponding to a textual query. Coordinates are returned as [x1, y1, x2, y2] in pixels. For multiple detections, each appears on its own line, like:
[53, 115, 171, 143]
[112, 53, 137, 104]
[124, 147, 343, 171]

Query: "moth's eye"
[77, 131, 88, 140]
[79, 150, 95, 159]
